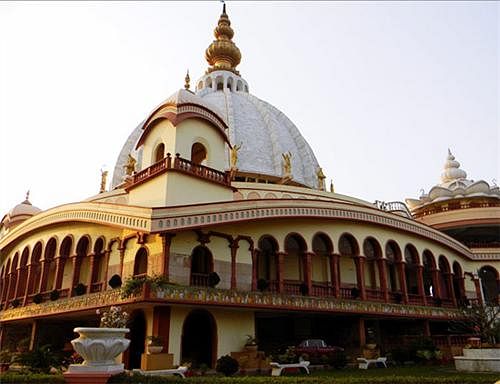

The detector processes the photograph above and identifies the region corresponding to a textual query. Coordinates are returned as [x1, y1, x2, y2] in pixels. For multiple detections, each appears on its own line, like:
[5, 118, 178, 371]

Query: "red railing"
[366, 288, 385, 301]
[311, 283, 334, 297]
[340, 285, 357, 299]
[283, 280, 301, 295]
[408, 293, 424, 305]
[90, 282, 103, 293]
[128, 153, 231, 190]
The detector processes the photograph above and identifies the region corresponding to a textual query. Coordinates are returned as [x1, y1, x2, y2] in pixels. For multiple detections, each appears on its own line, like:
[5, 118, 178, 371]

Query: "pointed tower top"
[184, 70, 190, 90]
[441, 149, 467, 184]
[205, 4, 242, 75]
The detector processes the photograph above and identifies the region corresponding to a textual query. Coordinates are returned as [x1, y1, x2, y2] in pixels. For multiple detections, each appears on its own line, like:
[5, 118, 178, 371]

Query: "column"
[29, 320, 39, 351]
[277, 252, 285, 293]
[330, 253, 340, 298]
[69, 254, 80, 297]
[87, 253, 96, 291]
[397, 260, 408, 304]
[5, 272, 13, 302]
[102, 250, 111, 291]
[473, 277, 483, 305]
[152, 306, 171, 352]
[23, 263, 34, 305]
[304, 252, 313, 295]
[14, 266, 22, 299]
[160, 233, 175, 279]
[354, 255, 366, 300]
[119, 246, 125, 277]
[377, 258, 389, 302]
[431, 268, 441, 299]
[230, 240, 239, 290]
[416, 265, 427, 305]
[251, 249, 258, 291]
[38, 259, 49, 293]
[54, 257, 66, 290]
[446, 272, 457, 306]
[423, 320, 431, 337]
[358, 318, 366, 348]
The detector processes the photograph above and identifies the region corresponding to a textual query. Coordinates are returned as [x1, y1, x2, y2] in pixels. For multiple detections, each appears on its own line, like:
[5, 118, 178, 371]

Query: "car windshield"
[304, 339, 325, 347]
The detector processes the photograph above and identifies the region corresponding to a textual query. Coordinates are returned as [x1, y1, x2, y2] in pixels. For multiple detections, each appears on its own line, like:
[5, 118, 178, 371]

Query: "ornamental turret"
[205, 4, 242, 75]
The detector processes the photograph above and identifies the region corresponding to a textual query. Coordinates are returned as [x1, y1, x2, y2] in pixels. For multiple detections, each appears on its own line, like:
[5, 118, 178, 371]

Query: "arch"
[190, 246, 213, 287]
[133, 247, 148, 276]
[284, 233, 308, 293]
[3, 259, 11, 302]
[422, 250, 436, 297]
[153, 142, 165, 163]
[73, 236, 91, 294]
[181, 309, 217, 368]
[191, 142, 207, 165]
[28, 242, 43, 296]
[452, 261, 465, 303]
[236, 80, 243, 91]
[479, 266, 499, 304]
[404, 244, 419, 295]
[126, 309, 146, 370]
[197, 81, 203, 90]
[91, 237, 106, 290]
[385, 241, 401, 292]
[363, 237, 382, 290]
[205, 77, 213, 89]
[215, 75, 224, 91]
[257, 235, 279, 291]
[42, 237, 57, 292]
[438, 255, 451, 299]
[7, 253, 19, 300]
[226, 76, 234, 91]
[312, 233, 333, 289]
[338, 233, 359, 256]
[247, 192, 261, 199]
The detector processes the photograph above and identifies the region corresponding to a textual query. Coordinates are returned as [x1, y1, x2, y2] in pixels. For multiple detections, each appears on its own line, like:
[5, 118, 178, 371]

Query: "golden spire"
[184, 70, 190, 90]
[205, 3, 242, 75]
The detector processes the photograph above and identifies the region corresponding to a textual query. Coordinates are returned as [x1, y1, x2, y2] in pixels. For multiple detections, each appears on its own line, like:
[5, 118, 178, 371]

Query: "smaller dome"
[3, 192, 41, 230]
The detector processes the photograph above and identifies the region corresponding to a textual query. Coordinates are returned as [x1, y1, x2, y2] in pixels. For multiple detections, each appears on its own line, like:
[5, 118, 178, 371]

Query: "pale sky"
[0, 1, 498, 216]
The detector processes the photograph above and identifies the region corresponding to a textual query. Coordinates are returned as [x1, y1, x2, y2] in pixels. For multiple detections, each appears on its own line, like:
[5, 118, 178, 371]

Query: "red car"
[295, 339, 344, 356]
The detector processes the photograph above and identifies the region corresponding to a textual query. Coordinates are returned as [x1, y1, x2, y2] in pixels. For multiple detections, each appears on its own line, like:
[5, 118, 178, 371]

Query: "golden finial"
[184, 70, 190, 90]
[282, 152, 292, 177]
[124, 154, 136, 176]
[100, 169, 108, 193]
[25, 190, 30, 201]
[330, 179, 335, 193]
[205, 3, 242, 75]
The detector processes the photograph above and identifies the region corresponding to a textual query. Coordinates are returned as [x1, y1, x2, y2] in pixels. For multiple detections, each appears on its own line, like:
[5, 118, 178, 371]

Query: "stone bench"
[132, 366, 188, 378]
[269, 360, 310, 376]
[357, 357, 387, 369]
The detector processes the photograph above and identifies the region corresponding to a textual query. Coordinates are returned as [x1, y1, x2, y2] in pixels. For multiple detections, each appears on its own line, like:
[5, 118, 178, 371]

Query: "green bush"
[14, 344, 62, 373]
[215, 355, 239, 376]
[0, 373, 65, 383]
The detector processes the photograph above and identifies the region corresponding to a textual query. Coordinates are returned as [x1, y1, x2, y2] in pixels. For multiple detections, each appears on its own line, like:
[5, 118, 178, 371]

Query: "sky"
[0, 1, 498, 216]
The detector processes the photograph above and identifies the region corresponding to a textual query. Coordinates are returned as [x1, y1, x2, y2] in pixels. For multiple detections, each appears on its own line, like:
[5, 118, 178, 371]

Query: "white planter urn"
[69, 327, 130, 373]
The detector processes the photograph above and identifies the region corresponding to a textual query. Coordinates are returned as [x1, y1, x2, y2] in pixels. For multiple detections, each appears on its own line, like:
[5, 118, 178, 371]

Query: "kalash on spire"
[205, 3, 242, 75]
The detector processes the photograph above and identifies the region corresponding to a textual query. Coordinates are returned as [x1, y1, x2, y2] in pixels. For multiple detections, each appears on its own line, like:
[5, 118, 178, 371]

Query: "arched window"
[16, 247, 30, 299]
[438, 256, 451, 299]
[479, 266, 499, 304]
[257, 236, 278, 288]
[42, 238, 57, 293]
[338, 234, 359, 290]
[284, 234, 307, 289]
[197, 81, 203, 90]
[206, 77, 213, 89]
[216, 76, 224, 91]
[7, 254, 19, 301]
[73, 236, 90, 295]
[90, 238, 105, 291]
[3, 260, 10, 303]
[385, 242, 400, 292]
[227, 77, 233, 91]
[190, 246, 213, 287]
[133, 247, 148, 276]
[191, 142, 207, 165]
[154, 143, 165, 163]
[423, 251, 436, 296]
[363, 238, 381, 290]
[339, 234, 358, 256]
[29, 242, 43, 296]
[58, 236, 73, 291]
[452, 261, 465, 304]
[312, 233, 333, 285]
[404, 245, 419, 295]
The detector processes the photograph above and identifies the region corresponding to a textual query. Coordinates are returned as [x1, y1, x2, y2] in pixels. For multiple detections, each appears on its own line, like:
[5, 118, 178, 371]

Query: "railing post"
[416, 264, 427, 305]
[251, 249, 259, 291]
[166, 153, 172, 168]
[277, 252, 286, 294]
[353, 255, 367, 300]
[377, 258, 389, 303]
[397, 260, 409, 304]
[230, 240, 239, 290]
[304, 252, 313, 295]
[330, 253, 340, 298]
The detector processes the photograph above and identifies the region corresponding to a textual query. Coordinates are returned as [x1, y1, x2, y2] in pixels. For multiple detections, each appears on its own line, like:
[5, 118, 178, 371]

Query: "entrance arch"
[126, 310, 146, 370]
[181, 309, 217, 368]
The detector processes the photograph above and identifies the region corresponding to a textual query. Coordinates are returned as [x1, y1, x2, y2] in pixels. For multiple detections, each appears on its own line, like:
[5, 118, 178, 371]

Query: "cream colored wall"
[141, 119, 177, 170]
[128, 174, 168, 207]
[165, 173, 233, 206]
[168, 306, 255, 366]
[174, 119, 227, 170]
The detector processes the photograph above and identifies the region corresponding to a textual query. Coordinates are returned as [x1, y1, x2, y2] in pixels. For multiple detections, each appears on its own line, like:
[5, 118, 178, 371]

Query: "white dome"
[111, 73, 321, 189]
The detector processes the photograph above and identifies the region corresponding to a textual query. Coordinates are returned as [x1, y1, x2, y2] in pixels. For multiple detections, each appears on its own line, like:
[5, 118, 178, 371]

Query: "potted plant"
[10, 298, 20, 308]
[257, 278, 269, 292]
[17, 337, 30, 353]
[33, 293, 43, 304]
[108, 274, 122, 289]
[49, 289, 60, 301]
[208, 272, 220, 288]
[73, 283, 87, 296]
[244, 334, 258, 351]
[150, 274, 170, 298]
[146, 336, 163, 354]
[120, 275, 148, 298]
[69, 306, 130, 374]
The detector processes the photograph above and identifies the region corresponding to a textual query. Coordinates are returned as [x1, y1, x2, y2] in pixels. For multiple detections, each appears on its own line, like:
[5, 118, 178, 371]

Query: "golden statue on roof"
[230, 143, 242, 169]
[124, 154, 136, 176]
[282, 152, 292, 177]
[316, 167, 326, 191]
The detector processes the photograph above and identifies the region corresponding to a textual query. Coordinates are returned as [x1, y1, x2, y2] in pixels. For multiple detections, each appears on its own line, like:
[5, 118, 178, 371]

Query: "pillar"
[87, 253, 96, 291]
[38, 259, 49, 293]
[358, 318, 366, 347]
[29, 320, 38, 351]
[54, 257, 66, 290]
[354, 256, 366, 300]
[423, 320, 431, 337]
[230, 240, 239, 290]
[23, 263, 34, 305]
[305, 252, 313, 295]
[416, 265, 427, 305]
[102, 250, 111, 291]
[152, 306, 171, 352]
[160, 233, 175, 279]
[473, 277, 483, 305]
[377, 258, 389, 302]
[251, 249, 258, 291]
[69, 254, 80, 297]
[330, 253, 340, 298]
[431, 268, 441, 298]
[397, 260, 408, 304]
[447, 272, 457, 306]
[119, 246, 125, 278]
[277, 252, 285, 293]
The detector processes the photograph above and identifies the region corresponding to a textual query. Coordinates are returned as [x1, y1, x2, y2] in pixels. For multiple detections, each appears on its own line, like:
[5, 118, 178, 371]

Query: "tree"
[452, 304, 500, 345]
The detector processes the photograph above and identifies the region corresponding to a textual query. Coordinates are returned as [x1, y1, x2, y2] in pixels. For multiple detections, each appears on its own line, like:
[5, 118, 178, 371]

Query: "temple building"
[0, 5, 498, 370]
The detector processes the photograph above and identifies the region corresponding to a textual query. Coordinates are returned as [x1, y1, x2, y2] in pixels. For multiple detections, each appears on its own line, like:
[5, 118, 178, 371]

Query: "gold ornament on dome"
[316, 167, 326, 191]
[100, 169, 108, 193]
[230, 143, 242, 169]
[184, 70, 190, 90]
[205, 4, 242, 75]
[282, 152, 292, 177]
[124, 154, 136, 176]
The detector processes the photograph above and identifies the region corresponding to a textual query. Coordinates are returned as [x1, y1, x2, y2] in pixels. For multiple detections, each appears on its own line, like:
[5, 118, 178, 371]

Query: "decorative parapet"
[0, 285, 462, 322]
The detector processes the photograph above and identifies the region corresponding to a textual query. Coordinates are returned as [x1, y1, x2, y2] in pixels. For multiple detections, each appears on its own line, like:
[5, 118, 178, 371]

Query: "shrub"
[49, 289, 59, 301]
[120, 275, 147, 298]
[10, 299, 20, 308]
[257, 278, 269, 292]
[215, 355, 239, 376]
[33, 293, 43, 304]
[14, 344, 62, 373]
[73, 283, 87, 296]
[208, 272, 220, 288]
